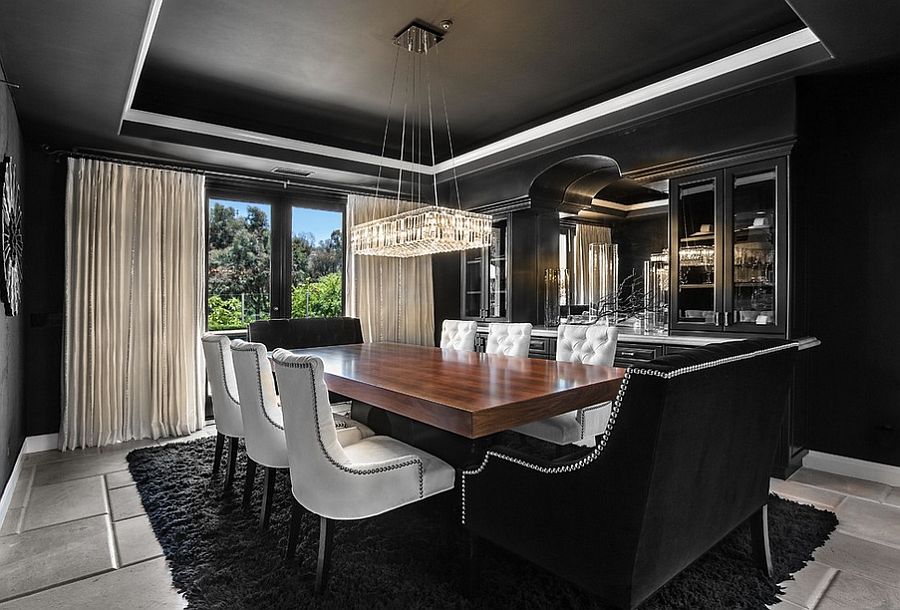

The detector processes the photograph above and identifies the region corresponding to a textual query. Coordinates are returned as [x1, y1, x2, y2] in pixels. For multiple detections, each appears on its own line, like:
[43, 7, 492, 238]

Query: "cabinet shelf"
[679, 283, 714, 289]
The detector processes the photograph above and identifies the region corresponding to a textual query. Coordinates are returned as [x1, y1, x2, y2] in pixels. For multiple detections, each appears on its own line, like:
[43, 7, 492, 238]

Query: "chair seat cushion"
[341, 436, 455, 498]
[334, 414, 375, 446]
[513, 411, 583, 445]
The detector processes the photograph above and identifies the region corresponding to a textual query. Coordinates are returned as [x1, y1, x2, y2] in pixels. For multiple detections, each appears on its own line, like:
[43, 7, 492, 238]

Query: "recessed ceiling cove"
[129, 0, 805, 162]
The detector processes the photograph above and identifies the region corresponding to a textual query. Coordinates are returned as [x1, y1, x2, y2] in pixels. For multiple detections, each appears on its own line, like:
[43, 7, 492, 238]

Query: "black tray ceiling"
[132, 0, 804, 160]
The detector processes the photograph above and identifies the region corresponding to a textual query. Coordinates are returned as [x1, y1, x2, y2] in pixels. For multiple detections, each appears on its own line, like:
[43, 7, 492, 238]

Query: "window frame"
[205, 183, 347, 330]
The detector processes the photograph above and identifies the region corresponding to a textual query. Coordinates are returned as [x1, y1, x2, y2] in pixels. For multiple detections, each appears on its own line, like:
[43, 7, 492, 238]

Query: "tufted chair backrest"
[486, 323, 533, 358]
[440, 320, 478, 352]
[230, 340, 288, 468]
[200, 333, 244, 438]
[555, 324, 619, 366]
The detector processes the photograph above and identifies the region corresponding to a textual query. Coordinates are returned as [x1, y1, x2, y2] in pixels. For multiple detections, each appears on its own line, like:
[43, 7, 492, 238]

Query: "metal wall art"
[1, 155, 23, 316]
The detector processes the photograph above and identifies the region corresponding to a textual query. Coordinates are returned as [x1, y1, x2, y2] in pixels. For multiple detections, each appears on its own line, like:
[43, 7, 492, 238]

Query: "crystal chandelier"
[350, 20, 492, 258]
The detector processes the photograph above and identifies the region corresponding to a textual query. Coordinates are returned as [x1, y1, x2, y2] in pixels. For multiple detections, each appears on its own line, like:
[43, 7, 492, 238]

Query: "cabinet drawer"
[528, 336, 552, 359]
[615, 343, 663, 366]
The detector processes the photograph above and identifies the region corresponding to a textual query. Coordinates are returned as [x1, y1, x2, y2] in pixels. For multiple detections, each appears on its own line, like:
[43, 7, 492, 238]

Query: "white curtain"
[345, 195, 435, 346]
[571, 224, 612, 304]
[62, 158, 206, 450]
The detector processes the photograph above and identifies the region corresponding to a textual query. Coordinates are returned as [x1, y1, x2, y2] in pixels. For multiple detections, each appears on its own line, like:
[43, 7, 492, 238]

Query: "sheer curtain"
[345, 195, 435, 346]
[62, 158, 206, 450]
[571, 224, 612, 304]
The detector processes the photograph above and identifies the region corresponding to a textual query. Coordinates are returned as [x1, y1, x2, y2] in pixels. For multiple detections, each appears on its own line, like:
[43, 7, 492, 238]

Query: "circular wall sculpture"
[1, 155, 23, 317]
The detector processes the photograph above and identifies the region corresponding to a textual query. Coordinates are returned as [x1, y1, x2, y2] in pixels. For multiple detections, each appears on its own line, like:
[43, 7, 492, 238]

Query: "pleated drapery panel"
[62, 158, 206, 450]
[346, 195, 435, 346]
[571, 224, 612, 305]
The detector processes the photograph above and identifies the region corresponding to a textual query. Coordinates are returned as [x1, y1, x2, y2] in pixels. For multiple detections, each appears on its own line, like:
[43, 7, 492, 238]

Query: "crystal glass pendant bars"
[350, 21, 492, 257]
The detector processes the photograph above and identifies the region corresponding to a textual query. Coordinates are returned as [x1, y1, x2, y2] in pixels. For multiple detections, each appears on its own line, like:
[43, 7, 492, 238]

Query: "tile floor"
[2, 431, 899, 608]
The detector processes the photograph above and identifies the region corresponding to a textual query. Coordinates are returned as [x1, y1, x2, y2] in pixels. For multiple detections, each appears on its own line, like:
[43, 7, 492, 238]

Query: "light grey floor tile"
[108, 484, 145, 521]
[815, 570, 900, 609]
[790, 469, 891, 503]
[105, 469, 136, 490]
[770, 478, 847, 511]
[777, 560, 836, 608]
[0, 556, 185, 609]
[0, 515, 113, 602]
[99, 439, 159, 454]
[884, 487, 900, 508]
[0, 508, 22, 536]
[815, 532, 900, 588]
[32, 451, 129, 487]
[768, 600, 805, 610]
[835, 497, 900, 549]
[8, 466, 33, 509]
[22, 477, 107, 531]
[114, 514, 163, 567]
[22, 447, 99, 467]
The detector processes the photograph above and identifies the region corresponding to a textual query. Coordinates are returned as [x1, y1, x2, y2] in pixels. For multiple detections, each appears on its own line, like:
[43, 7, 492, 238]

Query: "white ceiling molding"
[121, 18, 821, 177]
[119, 0, 164, 133]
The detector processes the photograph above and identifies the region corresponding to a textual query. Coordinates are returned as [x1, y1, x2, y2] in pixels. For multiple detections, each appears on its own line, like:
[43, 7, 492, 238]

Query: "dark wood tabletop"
[285, 342, 626, 439]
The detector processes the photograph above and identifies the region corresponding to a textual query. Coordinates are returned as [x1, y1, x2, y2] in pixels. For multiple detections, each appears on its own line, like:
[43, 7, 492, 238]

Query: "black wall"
[796, 68, 900, 467]
[0, 61, 26, 495]
[22, 145, 66, 437]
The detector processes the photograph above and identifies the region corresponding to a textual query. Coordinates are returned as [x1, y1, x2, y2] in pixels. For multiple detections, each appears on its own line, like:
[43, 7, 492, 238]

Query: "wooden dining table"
[285, 342, 626, 466]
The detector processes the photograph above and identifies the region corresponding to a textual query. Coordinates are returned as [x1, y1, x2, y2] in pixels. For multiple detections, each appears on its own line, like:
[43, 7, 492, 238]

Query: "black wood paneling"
[797, 68, 900, 467]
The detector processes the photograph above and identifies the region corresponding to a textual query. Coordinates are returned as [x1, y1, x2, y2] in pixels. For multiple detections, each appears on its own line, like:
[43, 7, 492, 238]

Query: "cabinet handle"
[619, 351, 637, 357]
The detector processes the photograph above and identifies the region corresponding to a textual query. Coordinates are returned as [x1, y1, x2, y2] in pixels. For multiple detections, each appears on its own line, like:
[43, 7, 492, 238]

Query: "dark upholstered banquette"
[462, 338, 798, 609]
[247, 317, 363, 351]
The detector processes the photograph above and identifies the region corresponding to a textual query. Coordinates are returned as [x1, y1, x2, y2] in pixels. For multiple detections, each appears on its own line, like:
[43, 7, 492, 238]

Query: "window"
[290, 206, 343, 318]
[205, 186, 345, 331]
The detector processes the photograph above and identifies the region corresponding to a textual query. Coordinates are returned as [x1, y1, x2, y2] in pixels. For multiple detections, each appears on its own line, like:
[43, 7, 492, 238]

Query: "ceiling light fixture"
[350, 20, 492, 258]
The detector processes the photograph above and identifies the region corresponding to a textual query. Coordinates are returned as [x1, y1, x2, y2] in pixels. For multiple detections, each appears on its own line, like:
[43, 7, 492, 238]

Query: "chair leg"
[315, 516, 335, 594]
[224, 436, 238, 492]
[212, 432, 225, 476]
[242, 457, 258, 512]
[259, 467, 276, 530]
[750, 504, 773, 578]
[285, 499, 303, 559]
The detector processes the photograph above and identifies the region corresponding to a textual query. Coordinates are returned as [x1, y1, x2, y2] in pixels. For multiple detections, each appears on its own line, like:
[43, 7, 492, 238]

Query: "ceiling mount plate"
[393, 20, 445, 54]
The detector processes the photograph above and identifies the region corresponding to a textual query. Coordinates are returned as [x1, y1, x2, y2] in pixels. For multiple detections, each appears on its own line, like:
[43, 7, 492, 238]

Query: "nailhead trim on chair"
[460, 341, 797, 524]
[232, 341, 284, 431]
[273, 358, 425, 498]
[202, 335, 241, 406]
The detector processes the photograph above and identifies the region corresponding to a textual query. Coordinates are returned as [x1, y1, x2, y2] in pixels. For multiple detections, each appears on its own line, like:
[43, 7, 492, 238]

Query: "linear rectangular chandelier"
[350, 20, 492, 258]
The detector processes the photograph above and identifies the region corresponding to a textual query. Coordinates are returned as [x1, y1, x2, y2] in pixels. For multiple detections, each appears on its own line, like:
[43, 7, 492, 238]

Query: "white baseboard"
[804, 450, 900, 487]
[0, 442, 28, 535]
[23, 433, 59, 454]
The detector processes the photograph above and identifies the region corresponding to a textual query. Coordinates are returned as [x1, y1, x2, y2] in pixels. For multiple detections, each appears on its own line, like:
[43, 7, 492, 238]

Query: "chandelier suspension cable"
[374, 44, 402, 201]
[424, 44, 440, 208]
[433, 43, 462, 210]
[395, 49, 412, 212]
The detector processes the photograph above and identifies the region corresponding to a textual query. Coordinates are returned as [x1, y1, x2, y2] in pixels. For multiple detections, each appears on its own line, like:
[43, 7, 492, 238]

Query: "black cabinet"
[461, 216, 508, 320]
[669, 157, 788, 335]
[460, 207, 559, 324]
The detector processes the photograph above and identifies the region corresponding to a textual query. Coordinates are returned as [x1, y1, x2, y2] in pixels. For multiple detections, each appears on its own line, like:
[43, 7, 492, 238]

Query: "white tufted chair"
[201, 334, 245, 489]
[514, 324, 619, 447]
[272, 349, 455, 593]
[231, 340, 374, 529]
[439, 319, 477, 352]
[486, 323, 533, 358]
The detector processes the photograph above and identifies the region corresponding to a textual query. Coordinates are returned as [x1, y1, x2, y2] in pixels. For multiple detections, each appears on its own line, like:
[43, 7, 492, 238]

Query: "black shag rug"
[127, 436, 837, 609]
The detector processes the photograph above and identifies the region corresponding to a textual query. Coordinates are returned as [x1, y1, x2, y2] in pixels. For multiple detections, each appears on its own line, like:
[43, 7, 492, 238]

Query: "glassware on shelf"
[543, 268, 565, 327]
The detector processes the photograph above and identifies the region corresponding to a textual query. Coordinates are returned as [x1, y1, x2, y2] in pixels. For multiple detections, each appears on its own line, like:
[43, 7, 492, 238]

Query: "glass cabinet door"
[463, 246, 483, 318]
[670, 172, 723, 330]
[486, 218, 507, 318]
[724, 158, 786, 333]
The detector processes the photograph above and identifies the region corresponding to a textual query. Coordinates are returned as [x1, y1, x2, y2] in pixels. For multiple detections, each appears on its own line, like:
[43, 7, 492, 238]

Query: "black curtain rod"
[42, 146, 377, 197]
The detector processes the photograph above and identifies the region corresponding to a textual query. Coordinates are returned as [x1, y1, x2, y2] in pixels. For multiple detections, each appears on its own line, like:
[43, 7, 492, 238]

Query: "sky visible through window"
[210, 199, 341, 244]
